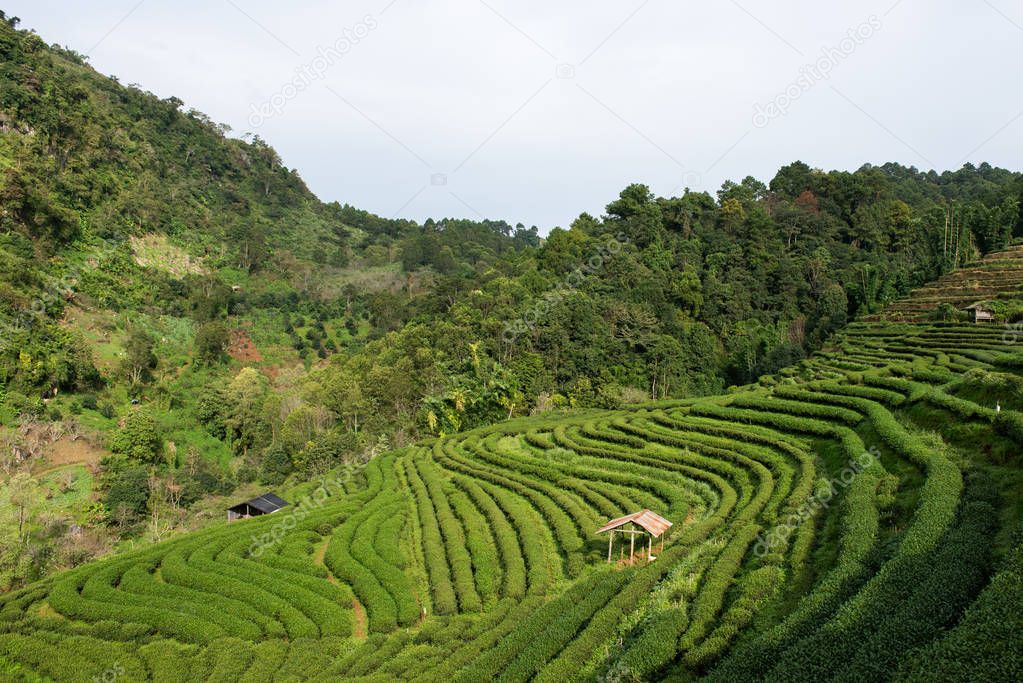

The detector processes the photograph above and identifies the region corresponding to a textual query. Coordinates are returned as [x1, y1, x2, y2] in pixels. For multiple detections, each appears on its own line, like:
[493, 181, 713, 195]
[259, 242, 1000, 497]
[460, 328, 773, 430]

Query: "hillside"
[0, 12, 1022, 680]
[1, 247, 1021, 680]
[7, 8, 1023, 598]
[0, 11, 537, 585]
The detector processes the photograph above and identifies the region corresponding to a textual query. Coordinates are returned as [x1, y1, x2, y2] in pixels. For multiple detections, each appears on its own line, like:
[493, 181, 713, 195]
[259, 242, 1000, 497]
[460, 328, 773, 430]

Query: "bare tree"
[9, 473, 39, 543]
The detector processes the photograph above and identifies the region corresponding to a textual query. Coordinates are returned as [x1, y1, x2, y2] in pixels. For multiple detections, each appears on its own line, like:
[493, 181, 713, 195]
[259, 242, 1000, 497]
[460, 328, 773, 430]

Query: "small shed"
[962, 303, 994, 323]
[227, 492, 289, 521]
[597, 509, 672, 564]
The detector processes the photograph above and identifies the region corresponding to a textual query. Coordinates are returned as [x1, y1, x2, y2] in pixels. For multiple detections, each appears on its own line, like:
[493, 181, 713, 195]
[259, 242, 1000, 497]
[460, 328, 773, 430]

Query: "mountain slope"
[1, 247, 1020, 682]
[0, 15, 1022, 680]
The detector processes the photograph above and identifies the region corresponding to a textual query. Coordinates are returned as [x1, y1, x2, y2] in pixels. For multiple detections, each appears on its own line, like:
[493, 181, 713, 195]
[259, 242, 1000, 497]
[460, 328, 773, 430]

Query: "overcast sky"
[9, 0, 1023, 231]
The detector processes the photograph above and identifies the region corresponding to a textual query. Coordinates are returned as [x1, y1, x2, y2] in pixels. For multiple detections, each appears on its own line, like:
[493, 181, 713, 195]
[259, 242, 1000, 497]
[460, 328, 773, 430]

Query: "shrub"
[102, 462, 151, 523]
[259, 443, 293, 485]
[448, 488, 501, 605]
[350, 503, 420, 626]
[194, 322, 229, 365]
[404, 455, 458, 615]
[994, 409, 1023, 446]
[1, 392, 43, 420]
[110, 408, 163, 463]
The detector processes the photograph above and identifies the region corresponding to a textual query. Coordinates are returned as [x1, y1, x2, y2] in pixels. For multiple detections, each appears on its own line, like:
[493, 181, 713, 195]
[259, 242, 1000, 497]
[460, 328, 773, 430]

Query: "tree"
[196, 385, 227, 439]
[294, 430, 361, 475]
[806, 246, 833, 294]
[194, 321, 229, 365]
[8, 473, 39, 542]
[279, 403, 334, 454]
[110, 409, 163, 464]
[851, 200, 911, 251]
[720, 198, 746, 230]
[537, 227, 590, 274]
[190, 278, 232, 323]
[606, 184, 663, 248]
[670, 270, 703, 318]
[322, 369, 372, 433]
[259, 444, 294, 485]
[122, 327, 157, 387]
[676, 322, 723, 395]
[103, 464, 150, 525]
[807, 283, 848, 345]
[224, 367, 269, 456]
[646, 334, 685, 399]
[769, 160, 814, 197]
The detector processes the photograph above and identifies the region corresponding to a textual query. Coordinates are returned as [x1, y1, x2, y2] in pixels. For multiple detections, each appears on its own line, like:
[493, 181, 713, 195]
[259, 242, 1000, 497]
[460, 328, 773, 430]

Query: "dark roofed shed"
[228, 492, 289, 521]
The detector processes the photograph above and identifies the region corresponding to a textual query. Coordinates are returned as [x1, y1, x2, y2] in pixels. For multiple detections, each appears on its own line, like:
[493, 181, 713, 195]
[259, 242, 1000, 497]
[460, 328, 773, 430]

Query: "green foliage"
[194, 322, 229, 366]
[110, 409, 163, 464]
[895, 525, 1023, 681]
[223, 367, 269, 457]
[0, 391, 43, 423]
[994, 409, 1023, 446]
[259, 444, 294, 485]
[121, 327, 157, 387]
[403, 455, 458, 615]
[195, 384, 227, 439]
[0, 15, 1022, 683]
[294, 429, 361, 475]
[101, 461, 150, 523]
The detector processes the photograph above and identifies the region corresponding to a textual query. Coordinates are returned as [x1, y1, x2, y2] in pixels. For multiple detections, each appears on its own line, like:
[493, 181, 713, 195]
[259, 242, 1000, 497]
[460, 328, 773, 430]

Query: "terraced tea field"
[868, 244, 1023, 321]
[2, 258, 1023, 681]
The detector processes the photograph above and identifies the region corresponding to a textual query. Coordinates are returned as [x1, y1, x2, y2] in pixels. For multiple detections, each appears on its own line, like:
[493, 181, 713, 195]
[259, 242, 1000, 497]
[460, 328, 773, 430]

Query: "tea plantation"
[1, 255, 1022, 681]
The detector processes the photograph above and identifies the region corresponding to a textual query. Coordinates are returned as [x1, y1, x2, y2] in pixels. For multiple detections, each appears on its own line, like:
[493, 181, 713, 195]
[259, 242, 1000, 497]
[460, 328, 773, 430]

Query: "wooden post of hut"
[597, 510, 673, 565]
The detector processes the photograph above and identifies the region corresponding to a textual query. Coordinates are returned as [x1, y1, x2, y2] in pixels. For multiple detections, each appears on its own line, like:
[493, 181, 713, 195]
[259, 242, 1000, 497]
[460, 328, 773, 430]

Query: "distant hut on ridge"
[962, 303, 994, 323]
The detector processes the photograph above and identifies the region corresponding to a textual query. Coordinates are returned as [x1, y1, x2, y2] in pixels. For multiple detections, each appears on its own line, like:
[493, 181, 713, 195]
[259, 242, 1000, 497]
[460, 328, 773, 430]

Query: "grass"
[129, 234, 208, 278]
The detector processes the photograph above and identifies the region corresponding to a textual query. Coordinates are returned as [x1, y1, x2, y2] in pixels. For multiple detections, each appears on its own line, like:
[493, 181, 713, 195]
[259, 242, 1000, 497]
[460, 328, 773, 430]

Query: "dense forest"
[1, 12, 1022, 588]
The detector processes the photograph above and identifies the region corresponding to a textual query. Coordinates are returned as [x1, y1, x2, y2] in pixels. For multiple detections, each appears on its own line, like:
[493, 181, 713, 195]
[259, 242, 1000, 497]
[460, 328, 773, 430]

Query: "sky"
[8, 0, 1023, 232]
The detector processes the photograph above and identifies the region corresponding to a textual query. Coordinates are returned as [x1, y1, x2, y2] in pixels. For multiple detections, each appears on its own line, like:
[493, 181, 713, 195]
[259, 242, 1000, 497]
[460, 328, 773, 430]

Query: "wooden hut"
[227, 492, 289, 521]
[597, 510, 672, 564]
[962, 303, 994, 323]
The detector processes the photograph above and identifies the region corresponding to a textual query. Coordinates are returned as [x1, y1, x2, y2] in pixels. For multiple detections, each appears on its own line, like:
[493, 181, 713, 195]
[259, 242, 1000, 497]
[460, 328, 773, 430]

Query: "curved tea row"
[1, 321, 1021, 680]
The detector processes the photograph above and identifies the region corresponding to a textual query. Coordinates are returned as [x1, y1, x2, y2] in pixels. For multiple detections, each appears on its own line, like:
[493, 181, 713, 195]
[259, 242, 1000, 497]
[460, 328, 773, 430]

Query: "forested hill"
[1, 11, 1022, 587]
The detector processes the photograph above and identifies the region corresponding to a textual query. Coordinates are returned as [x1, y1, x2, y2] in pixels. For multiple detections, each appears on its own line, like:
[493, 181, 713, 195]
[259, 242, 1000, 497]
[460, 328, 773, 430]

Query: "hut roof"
[228, 492, 289, 515]
[596, 509, 672, 537]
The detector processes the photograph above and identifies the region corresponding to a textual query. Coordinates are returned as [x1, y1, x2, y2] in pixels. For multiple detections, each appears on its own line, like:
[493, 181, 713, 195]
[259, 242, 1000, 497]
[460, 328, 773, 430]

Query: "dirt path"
[35, 602, 63, 620]
[313, 537, 368, 640]
[351, 599, 368, 639]
[313, 537, 333, 577]
[414, 591, 427, 625]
